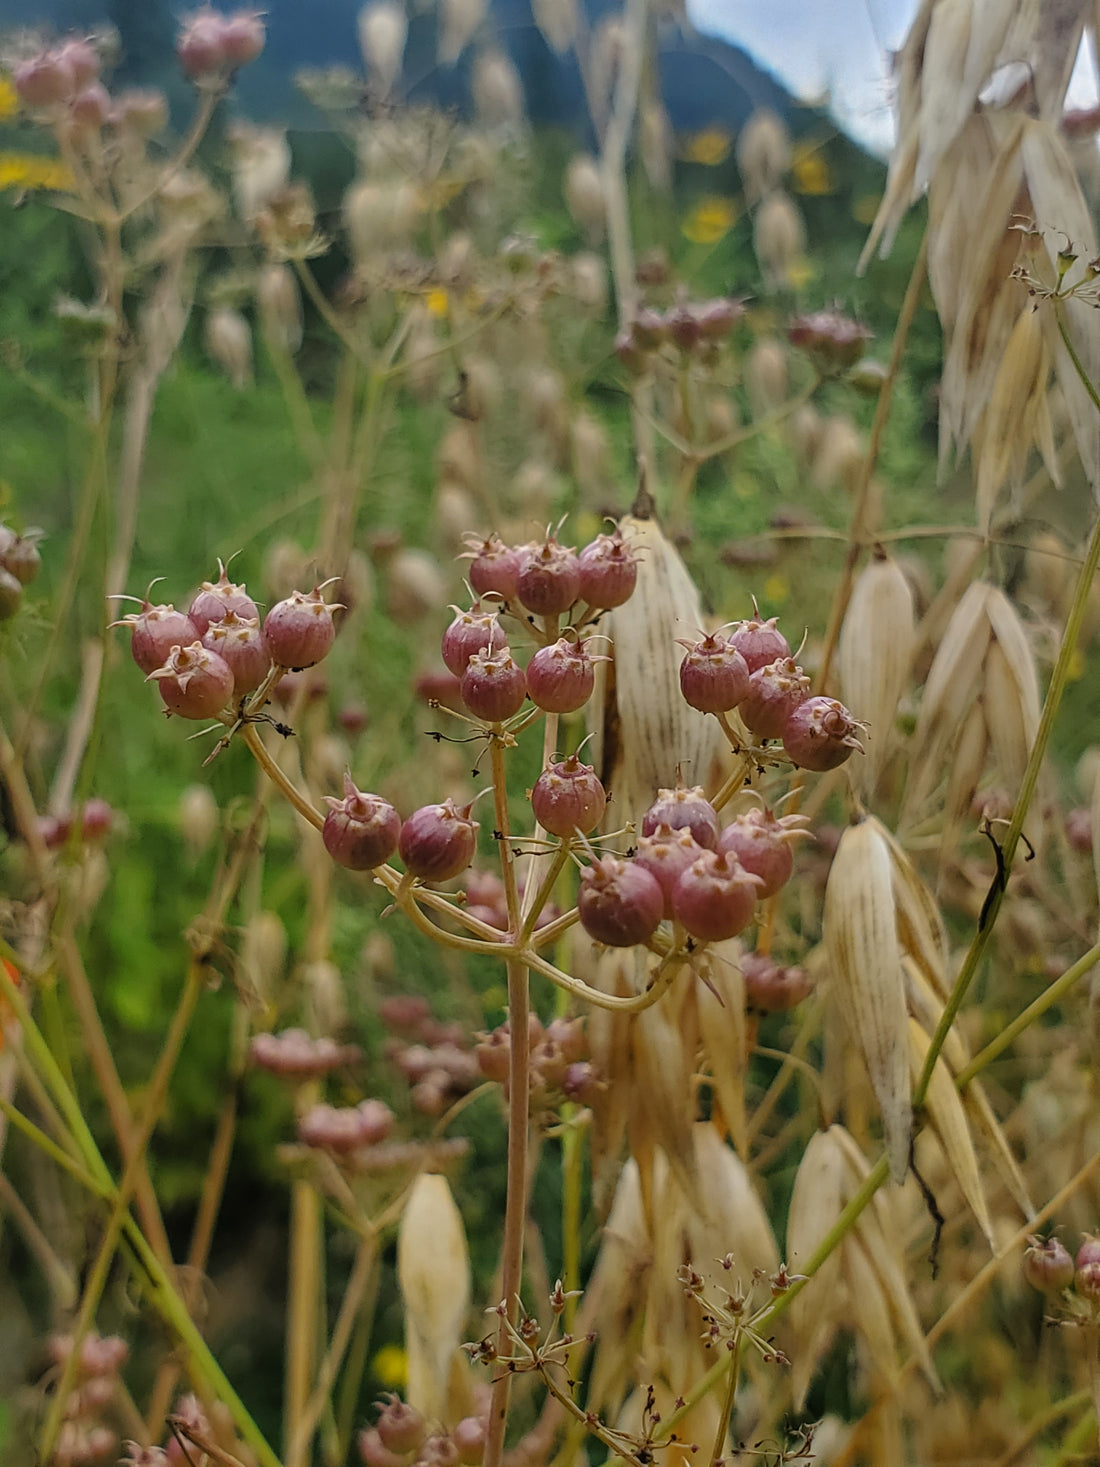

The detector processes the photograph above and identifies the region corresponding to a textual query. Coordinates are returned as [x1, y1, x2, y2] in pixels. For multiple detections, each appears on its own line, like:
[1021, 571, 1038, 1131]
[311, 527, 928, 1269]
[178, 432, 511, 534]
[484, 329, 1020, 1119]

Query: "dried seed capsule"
[578, 857, 663, 947]
[671, 850, 763, 942]
[264, 585, 341, 669]
[375, 1397, 426, 1456]
[441, 603, 505, 676]
[678, 631, 750, 713]
[717, 807, 807, 897]
[741, 952, 812, 1012]
[462, 534, 523, 601]
[515, 536, 581, 616]
[634, 823, 705, 918]
[727, 614, 790, 673]
[188, 560, 258, 635]
[112, 599, 201, 675]
[782, 696, 864, 771]
[399, 799, 479, 882]
[641, 784, 720, 849]
[526, 637, 595, 713]
[1023, 1235, 1074, 1295]
[202, 610, 271, 697]
[324, 775, 400, 871]
[577, 530, 638, 609]
[147, 642, 234, 720]
[739, 657, 811, 739]
[1076, 1235, 1100, 1303]
[530, 755, 606, 836]
[461, 646, 527, 721]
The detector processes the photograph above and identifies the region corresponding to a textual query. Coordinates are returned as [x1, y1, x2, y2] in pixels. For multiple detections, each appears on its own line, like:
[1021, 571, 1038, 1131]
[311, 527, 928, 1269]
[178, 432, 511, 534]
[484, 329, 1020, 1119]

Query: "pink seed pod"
[634, 823, 706, 918]
[696, 296, 745, 340]
[358, 1428, 409, 1467]
[577, 530, 638, 609]
[220, 10, 266, 66]
[642, 784, 720, 849]
[80, 797, 114, 841]
[1076, 1235, 1100, 1303]
[250, 1028, 362, 1078]
[1024, 1235, 1075, 1295]
[578, 857, 664, 947]
[461, 646, 527, 721]
[0, 569, 21, 621]
[530, 754, 606, 836]
[37, 813, 73, 850]
[375, 1397, 426, 1456]
[1066, 808, 1092, 854]
[0, 525, 43, 585]
[728, 614, 790, 673]
[545, 1015, 587, 1062]
[69, 82, 111, 132]
[441, 603, 505, 676]
[378, 995, 431, 1036]
[78, 1332, 129, 1377]
[399, 798, 479, 881]
[741, 952, 813, 1012]
[476, 1030, 511, 1082]
[323, 774, 400, 870]
[298, 1099, 395, 1151]
[13, 53, 76, 108]
[202, 610, 271, 697]
[188, 560, 258, 635]
[614, 328, 649, 375]
[177, 10, 229, 78]
[717, 807, 808, 897]
[111, 599, 201, 675]
[147, 642, 234, 720]
[739, 657, 811, 740]
[55, 39, 100, 90]
[562, 1059, 602, 1102]
[264, 585, 342, 669]
[631, 307, 668, 349]
[782, 696, 864, 771]
[462, 533, 523, 601]
[667, 302, 702, 353]
[526, 637, 596, 712]
[678, 631, 750, 714]
[452, 1417, 487, 1466]
[672, 850, 763, 942]
[515, 536, 582, 616]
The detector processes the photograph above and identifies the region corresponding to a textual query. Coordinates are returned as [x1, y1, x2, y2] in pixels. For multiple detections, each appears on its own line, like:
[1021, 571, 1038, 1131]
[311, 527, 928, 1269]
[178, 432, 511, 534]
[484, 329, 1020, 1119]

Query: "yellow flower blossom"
[371, 1344, 407, 1388]
[425, 287, 449, 318]
[0, 76, 19, 121]
[681, 195, 737, 246]
[681, 127, 732, 166]
[791, 143, 833, 196]
[0, 152, 74, 191]
[785, 257, 817, 290]
[763, 574, 789, 606]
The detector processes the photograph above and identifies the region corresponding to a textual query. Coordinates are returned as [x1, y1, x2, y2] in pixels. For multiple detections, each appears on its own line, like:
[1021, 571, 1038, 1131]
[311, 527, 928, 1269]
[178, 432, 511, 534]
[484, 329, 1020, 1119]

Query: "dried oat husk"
[786, 1128, 849, 1408]
[823, 820, 911, 1182]
[695, 943, 747, 1154]
[838, 550, 916, 793]
[907, 1018, 995, 1248]
[397, 1172, 471, 1424]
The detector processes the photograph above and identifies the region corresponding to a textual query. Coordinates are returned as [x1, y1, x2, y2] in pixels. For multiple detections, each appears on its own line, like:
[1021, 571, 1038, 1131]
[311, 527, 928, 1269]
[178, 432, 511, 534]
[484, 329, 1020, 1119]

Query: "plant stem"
[484, 957, 532, 1467]
[708, 1335, 740, 1467]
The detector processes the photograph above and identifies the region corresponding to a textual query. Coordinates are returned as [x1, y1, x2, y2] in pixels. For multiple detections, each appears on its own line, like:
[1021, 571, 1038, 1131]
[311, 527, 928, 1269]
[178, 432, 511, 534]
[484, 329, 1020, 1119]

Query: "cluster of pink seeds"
[0, 522, 42, 620]
[678, 613, 864, 772]
[47, 1331, 128, 1466]
[359, 1396, 489, 1467]
[114, 561, 342, 721]
[574, 780, 809, 951]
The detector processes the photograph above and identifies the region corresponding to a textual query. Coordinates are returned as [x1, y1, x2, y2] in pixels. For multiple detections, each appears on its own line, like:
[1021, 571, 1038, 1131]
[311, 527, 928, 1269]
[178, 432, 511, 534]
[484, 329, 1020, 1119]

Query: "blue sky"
[686, 0, 1100, 155]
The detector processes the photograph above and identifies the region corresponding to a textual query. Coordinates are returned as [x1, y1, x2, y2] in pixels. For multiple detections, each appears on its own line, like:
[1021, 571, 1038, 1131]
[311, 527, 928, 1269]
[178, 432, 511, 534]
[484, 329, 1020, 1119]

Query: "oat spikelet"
[786, 1128, 849, 1409]
[823, 820, 911, 1181]
[838, 550, 916, 792]
[695, 944, 747, 1154]
[397, 1173, 471, 1423]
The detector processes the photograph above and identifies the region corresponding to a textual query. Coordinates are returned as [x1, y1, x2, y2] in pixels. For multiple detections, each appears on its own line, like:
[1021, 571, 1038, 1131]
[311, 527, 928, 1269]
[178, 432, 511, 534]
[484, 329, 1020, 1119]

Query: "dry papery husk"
[837, 549, 916, 794]
[864, 1, 1100, 523]
[584, 1127, 778, 1437]
[786, 1124, 939, 1412]
[582, 490, 726, 1205]
[902, 582, 1040, 844]
[397, 1171, 473, 1425]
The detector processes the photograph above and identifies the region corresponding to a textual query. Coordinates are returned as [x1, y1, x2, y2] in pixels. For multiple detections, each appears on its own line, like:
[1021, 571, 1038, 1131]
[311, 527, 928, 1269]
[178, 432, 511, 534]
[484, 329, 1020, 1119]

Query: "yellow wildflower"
[791, 143, 833, 196]
[681, 195, 737, 246]
[0, 152, 74, 191]
[425, 287, 449, 318]
[763, 573, 789, 606]
[0, 75, 19, 121]
[681, 127, 732, 166]
[853, 193, 881, 225]
[371, 1344, 408, 1388]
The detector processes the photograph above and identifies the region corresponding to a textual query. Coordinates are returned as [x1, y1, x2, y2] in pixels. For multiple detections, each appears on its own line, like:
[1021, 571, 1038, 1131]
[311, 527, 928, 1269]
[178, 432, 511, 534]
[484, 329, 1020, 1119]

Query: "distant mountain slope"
[6, 0, 805, 139]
